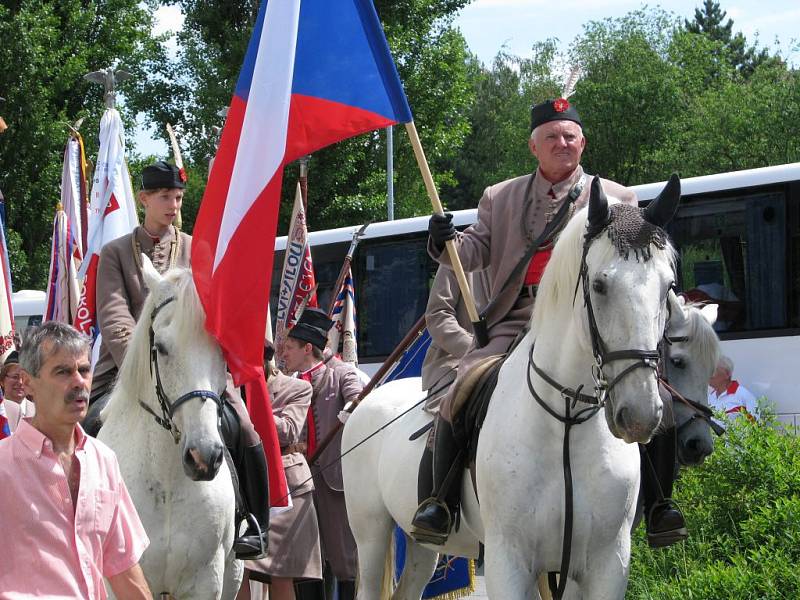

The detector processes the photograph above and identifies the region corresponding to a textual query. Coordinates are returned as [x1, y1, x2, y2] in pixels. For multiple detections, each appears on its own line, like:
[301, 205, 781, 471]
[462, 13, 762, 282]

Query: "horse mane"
[531, 200, 676, 335]
[102, 267, 205, 417]
[679, 301, 721, 374]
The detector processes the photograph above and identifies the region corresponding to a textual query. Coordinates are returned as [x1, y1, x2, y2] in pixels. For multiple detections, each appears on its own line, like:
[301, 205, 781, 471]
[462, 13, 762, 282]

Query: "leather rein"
[138, 296, 225, 444]
[526, 225, 666, 600]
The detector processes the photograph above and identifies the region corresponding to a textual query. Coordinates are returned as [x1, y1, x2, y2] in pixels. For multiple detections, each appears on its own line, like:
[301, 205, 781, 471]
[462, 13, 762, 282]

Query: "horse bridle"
[138, 296, 225, 445]
[527, 232, 664, 419]
[526, 224, 668, 600]
[660, 328, 726, 438]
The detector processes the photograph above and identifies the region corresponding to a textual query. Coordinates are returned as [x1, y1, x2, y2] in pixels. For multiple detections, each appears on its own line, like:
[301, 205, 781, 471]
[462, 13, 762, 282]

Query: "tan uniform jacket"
[91, 226, 192, 398]
[429, 166, 638, 420]
[429, 166, 638, 329]
[307, 356, 363, 492]
[421, 266, 491, 410]
[269, 371, 314, 495]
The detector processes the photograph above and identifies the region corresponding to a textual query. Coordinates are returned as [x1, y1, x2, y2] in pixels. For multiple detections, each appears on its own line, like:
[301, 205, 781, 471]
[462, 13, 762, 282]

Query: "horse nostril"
[184, 448, 195, 467]
[615, 407, 630, 432]
[212, 447, 224, 471]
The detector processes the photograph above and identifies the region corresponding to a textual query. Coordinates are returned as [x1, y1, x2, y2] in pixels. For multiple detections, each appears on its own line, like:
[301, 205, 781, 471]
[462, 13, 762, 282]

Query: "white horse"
[98, 260, 242, 598]
[342, 176, 681, 599]
[664, 294, 721, 467]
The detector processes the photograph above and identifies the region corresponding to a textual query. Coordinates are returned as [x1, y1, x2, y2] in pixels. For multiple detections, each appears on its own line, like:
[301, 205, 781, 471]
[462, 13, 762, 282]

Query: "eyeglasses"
[4, 374, 22, 381]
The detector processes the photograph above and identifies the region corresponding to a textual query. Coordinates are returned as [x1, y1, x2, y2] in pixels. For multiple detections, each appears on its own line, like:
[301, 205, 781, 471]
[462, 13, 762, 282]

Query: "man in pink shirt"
[0, 322, 151, 599]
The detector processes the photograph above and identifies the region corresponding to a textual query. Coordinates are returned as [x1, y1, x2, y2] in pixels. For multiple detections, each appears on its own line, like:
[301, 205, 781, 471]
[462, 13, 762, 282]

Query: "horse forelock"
[104, 268, 206, 416]
[531, 200, 676, 334]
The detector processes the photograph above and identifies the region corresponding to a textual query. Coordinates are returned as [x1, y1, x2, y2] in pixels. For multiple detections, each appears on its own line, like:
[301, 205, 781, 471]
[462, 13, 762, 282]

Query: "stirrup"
[409, 498, 452, 545]
[233, 513, 268, 559]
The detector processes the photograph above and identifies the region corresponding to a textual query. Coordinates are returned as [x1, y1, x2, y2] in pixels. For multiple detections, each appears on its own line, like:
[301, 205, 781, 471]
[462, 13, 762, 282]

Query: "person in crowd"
[239, 342, 322, 600]
[281, 308, 362, 600]
[84, 160, 269, 559]
[413, 97, 686, 548]
[708, 355, 759, 421]
[1, 350, 35, 431]
[0, 322, 150, 598]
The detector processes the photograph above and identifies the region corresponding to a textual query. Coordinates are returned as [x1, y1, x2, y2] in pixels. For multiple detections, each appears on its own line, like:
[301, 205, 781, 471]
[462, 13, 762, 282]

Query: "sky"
[134, 0, 799, 156]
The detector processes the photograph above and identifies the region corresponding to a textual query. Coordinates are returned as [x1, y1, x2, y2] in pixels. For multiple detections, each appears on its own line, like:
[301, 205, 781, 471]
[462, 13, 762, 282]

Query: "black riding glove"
[428, 212, 456, 251]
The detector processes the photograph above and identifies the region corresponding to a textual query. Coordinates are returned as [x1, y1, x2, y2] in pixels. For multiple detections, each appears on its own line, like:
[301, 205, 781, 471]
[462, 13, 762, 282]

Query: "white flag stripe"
[212, 0, 301, 271]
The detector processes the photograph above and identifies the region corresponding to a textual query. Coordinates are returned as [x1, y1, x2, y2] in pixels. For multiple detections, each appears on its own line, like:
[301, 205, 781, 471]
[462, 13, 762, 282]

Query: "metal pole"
[299, 155, 310, 213]
[387, 125, 394, 220]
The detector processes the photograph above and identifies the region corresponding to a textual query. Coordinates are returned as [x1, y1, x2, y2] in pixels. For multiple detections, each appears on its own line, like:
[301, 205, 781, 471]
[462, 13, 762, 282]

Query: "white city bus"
[272, 162, 800, 429]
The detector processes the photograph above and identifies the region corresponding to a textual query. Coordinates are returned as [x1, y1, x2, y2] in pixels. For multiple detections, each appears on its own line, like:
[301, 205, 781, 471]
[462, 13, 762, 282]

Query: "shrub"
[627, 410, 800, 599]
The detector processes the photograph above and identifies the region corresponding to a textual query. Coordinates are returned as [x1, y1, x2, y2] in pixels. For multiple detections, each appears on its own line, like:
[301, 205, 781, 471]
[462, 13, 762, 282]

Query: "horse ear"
[141, 254, 163, 290]
[700, 303, 718, 325]
[643, 173, 681, 227]
[588, 176, 610, 230]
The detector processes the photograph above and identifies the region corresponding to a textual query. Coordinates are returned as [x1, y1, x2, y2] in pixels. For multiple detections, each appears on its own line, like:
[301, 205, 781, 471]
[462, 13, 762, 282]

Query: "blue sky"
[134, 1, 799, 156]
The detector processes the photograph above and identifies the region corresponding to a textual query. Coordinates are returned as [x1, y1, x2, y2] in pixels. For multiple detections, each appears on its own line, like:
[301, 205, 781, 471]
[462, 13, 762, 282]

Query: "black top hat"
[530, 98, 582, 132]
[4, 350, 18, 365]
[141, 160, 186, 190]
[288, 308, 333, 351]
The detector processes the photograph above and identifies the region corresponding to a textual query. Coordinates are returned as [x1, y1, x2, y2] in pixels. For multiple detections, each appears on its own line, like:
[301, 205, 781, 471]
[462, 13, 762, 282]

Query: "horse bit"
[139, 296, 225, 444]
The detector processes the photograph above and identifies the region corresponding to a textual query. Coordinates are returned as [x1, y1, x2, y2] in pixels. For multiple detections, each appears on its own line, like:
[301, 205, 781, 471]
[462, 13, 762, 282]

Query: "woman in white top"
[1, 351, 35, 431]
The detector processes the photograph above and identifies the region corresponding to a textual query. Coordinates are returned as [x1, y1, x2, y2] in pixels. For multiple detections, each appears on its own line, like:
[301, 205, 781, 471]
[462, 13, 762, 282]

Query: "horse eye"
[670, 356, 685, 369]
[155, 342, 169, 356]
[592, 279, 606, 295]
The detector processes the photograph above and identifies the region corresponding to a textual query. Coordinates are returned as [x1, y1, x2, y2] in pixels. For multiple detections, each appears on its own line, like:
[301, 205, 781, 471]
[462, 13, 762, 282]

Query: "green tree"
[0, 0, 167, 289]
[683, 0, 778, 77]
[570, 8, 684, 185]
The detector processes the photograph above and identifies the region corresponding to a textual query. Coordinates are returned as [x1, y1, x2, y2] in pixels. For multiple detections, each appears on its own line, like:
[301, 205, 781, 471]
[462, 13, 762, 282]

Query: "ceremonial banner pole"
[308, 313, 426, 465]
[326, 223, 368, 319]
[165, 123, 185, 229]
[404, 122, 488, 347]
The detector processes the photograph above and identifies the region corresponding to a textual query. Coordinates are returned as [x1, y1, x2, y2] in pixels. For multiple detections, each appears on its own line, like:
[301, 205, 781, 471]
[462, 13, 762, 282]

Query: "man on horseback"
[412, 98, 687, 548]
[86, 160, 270, 559]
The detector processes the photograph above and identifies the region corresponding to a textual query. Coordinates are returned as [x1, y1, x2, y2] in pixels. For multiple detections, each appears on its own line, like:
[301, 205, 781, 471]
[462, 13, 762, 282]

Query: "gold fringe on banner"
[427, 558, 476, 600]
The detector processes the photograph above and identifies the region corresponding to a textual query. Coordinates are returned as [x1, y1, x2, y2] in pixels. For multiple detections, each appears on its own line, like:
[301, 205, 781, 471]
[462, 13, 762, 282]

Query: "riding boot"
[641, 426, 687, 548]
[337, 580, 356, 600]
[410, 418, 459, 545]
[233, 442, 270, 559]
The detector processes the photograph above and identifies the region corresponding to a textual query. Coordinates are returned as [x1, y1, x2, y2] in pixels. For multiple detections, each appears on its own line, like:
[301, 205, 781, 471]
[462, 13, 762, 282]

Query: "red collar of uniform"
[299, 361, 325, 382]
[726, 380, 739, 395]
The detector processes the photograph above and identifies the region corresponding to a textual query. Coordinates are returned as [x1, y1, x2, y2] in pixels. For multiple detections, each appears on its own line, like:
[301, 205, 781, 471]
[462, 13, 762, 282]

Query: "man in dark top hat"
[416, 98, 685, 549]
[282, 308, 363, 600]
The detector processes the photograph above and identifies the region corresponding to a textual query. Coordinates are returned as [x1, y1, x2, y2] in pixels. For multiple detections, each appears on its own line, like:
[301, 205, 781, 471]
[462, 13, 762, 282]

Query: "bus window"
[668, 190, 787, 334]
[355, 234, 436, 361]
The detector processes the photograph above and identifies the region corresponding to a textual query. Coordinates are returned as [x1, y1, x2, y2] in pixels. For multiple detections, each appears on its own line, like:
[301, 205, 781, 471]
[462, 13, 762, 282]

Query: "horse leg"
[576, 540, 631, 600]
[483, 536, 541, 600]
[221, 549, 244, 600]
[351, 515, 396, 600]
[392, 533, 439, 600]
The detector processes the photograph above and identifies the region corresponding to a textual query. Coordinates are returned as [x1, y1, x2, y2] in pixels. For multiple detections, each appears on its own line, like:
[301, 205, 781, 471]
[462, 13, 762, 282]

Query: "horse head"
[665, 292, 721, 465]
[138, 256, 229, 481]
[532, 175, 681, 444]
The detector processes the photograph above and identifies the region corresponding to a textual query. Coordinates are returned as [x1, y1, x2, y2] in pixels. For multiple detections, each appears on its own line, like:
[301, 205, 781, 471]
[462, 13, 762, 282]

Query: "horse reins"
[528, 226, 666, 600]
[139, 296, 225, 444]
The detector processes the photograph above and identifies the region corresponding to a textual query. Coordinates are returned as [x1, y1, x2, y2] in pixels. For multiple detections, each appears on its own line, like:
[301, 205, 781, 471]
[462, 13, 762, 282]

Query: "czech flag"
[192, 0, 413, 508]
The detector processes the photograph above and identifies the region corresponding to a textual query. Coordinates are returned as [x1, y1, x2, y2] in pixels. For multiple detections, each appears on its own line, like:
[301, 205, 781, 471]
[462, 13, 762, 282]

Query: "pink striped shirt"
[0, 419, 149, 599]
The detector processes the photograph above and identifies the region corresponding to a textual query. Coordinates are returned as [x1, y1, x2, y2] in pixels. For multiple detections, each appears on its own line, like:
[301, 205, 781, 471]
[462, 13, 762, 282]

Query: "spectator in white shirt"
[708, 355, 759, 422]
